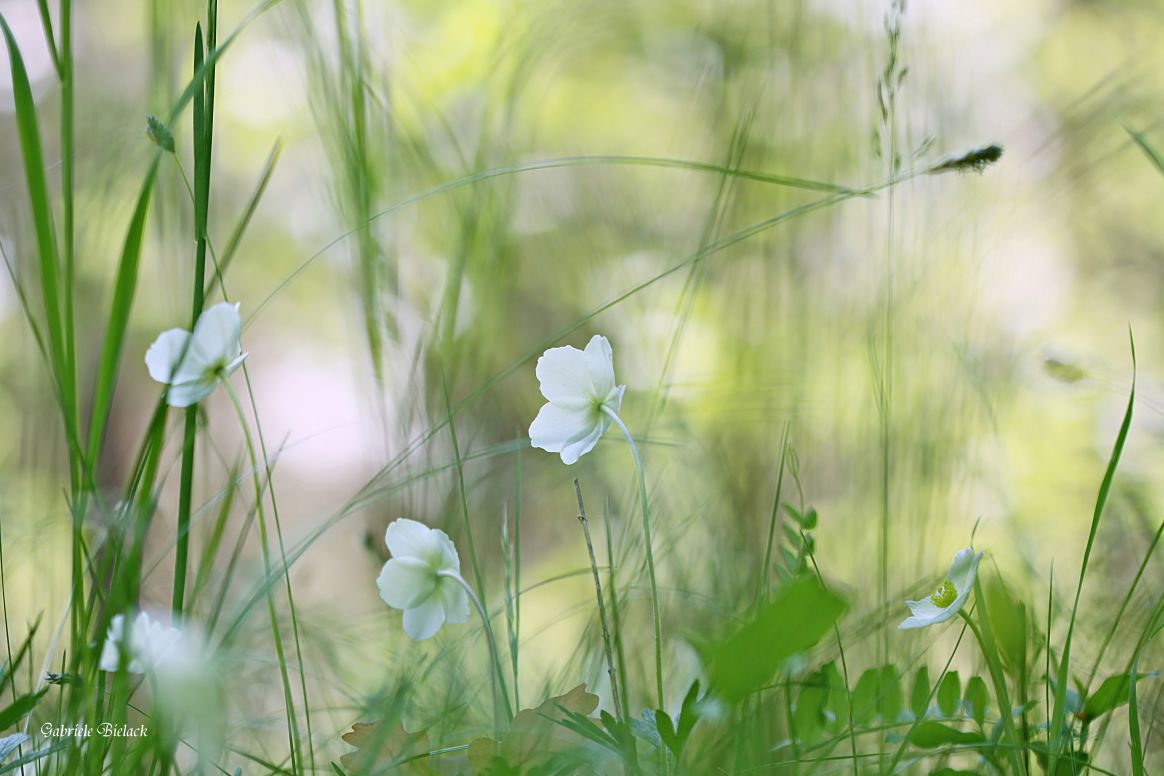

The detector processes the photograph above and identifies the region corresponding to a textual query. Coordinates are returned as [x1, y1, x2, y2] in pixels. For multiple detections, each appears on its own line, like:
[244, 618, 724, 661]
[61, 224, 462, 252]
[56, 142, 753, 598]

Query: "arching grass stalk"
[437, 569, 510, 741]
[600, 405, 664, 711]
[219, 378, 303, 772]
[960, 599, 1025, 775]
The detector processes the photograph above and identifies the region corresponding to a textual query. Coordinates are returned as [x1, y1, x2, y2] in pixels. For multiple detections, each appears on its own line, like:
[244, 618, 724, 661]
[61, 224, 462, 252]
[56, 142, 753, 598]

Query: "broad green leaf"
[1081, 673, 1148, 722]
[794, 669, 829, 745]
[984, 575, 1027, 678]
[910, 666, 931, 718]
[879, 665, 904, 723]
[907, 721, 985, 749]
[821, 662, 849, 731]
[0, 690, 46, 731]
[852, 668, 879, 726]
[937, 671, 961, 718]
[964, 676, 988, 726]
[708, 575, 846, 701]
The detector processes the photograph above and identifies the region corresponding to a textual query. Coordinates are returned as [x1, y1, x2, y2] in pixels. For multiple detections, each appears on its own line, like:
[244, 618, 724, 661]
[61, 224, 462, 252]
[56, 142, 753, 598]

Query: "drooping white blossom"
[529, 335, 625, 465]
[899, 547, 983, 630]
[376, 518, 470, 641]
[146, 302, 247, 407]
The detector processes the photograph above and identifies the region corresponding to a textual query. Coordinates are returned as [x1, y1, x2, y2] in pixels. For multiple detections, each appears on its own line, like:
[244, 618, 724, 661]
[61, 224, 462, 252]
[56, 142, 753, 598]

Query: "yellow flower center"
[930, 580, 958, 608]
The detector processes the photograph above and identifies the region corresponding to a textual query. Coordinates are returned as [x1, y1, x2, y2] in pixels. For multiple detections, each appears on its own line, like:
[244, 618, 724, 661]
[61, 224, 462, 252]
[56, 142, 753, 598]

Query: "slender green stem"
[601, 405, 664, 711]
[573, 478, 624, 722]
[960, 606, 1025, 775]
[438, 570, 512, 739]
[220, 378, 303, 771]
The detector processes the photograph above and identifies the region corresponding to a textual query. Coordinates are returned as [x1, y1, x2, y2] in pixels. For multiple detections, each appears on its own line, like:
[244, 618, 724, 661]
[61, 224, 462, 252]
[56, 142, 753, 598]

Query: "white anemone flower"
[145, 302, 248, 408]
[99, 611, 191, 674]
[899, 547, 983, 630]
[376, 518, 470, 641]
[529, 335, 626, 465]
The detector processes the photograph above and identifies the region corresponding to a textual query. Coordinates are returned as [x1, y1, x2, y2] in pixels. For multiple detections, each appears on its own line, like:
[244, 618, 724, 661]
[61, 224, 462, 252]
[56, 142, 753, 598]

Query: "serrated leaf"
[467, 684, 600, 771]
[339, 721, 432, 774]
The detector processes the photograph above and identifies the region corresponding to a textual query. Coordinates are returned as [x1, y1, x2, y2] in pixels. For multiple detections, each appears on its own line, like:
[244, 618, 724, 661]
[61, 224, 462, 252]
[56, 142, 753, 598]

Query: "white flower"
[899, 547, 983, 630]
[529, 335, 626, 465]
[376, 518, 469, 641]
[145, 302, 247, 407]
[99, 611, 193, 674]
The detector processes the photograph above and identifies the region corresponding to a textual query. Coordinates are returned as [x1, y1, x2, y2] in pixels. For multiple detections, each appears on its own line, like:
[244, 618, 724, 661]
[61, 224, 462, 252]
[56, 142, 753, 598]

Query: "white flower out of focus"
[529, 334, 626, 465]
[145, 301, 248, 408]
[99, 611, 197, 675]
[898, 547, 983, 630]
[376, 518, 470, 641]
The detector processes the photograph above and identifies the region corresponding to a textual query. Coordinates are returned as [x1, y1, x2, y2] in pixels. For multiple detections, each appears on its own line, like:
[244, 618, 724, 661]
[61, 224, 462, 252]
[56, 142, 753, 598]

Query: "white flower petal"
[165, 378, 216, 408]
[377, 557, 437, 609]
[529, 402, 598, 455]
[559, 423, 605, 465]
[605, 384, 626, 414]
[145, 329, 192, 384]
[438, 576, 469, 625]
[432, 527, 461, 573]
[583, 335, 617, 399]
[535, 344, 596, 408]
[904, 598, 944, 619]
[402, 596, 446, 641]
[189, 302, 243, 367]
[99, 614, 131, 673]
[384, 518, 443, 563]
[947, 548, 982, 593]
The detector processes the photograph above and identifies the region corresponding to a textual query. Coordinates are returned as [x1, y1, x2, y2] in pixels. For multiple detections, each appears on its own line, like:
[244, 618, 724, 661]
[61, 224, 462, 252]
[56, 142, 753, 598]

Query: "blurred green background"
[3, 0, 1164, 770]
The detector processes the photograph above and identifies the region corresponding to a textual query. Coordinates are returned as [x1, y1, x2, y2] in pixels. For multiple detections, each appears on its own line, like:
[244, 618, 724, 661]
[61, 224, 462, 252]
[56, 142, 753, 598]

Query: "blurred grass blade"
[1127, 126, 1164, 177]
[1050, 330, 1136, 765]
[0, 14, 73, 433]
[205, 139, 282, 299]
[86, 161, 161, 464]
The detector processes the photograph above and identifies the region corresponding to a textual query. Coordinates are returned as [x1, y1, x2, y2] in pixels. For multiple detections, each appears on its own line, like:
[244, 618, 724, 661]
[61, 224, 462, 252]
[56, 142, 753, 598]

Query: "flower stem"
[601, 405, 665, 711]
[220, 378, 304, 769]
[439, 570, 512, 739]
[959, 607, 1025, 775]
[573, 478, 624, 722]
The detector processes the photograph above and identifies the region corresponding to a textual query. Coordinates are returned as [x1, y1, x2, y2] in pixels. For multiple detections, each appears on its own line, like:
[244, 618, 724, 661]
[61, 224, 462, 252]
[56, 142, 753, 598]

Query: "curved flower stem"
[439, 570, 512, 739]
[601, 405, 665, 711]
[959, 608, 1025, 775]
[220, 378, 304, 767]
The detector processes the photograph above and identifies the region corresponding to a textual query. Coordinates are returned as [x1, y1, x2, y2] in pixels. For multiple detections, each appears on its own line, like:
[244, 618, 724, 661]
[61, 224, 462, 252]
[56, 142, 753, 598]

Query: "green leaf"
[879, 665, 904, 723]
[929, 770, 979, 776]
[794, 669, 829, 746]
[820, 662, 849, 731]
[907, 721, 985, 749]
[937, 671, 961, 718]
[984, 575, 1027, 679]
[910, 666, 931, 718]
[1081, 673, 1149, 722]
[708, 575, 846, 701]
[964, 676, 988, 727]
[852, 668, 879, 726]
[0, 690, 46, 731]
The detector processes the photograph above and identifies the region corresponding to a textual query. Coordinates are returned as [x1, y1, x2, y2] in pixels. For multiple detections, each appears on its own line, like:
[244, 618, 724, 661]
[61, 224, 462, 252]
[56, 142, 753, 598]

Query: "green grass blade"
[85, 161, 161, 466]
[1050, 331, 1136, 766]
